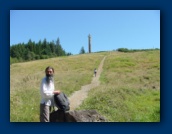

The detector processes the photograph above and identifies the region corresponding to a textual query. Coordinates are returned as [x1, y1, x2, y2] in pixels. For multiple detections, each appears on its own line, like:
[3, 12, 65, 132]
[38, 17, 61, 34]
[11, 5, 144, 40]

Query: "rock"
[50, 110, 107, 122]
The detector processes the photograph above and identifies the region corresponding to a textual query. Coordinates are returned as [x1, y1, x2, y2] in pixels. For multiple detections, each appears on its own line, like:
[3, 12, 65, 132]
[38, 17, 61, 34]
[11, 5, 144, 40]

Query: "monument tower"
[88, 34, 91, 53]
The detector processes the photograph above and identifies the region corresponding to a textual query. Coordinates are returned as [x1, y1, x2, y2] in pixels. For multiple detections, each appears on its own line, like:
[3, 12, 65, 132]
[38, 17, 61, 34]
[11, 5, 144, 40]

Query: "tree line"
[116, 48, 160, 52]
[10, 38, 72, 64]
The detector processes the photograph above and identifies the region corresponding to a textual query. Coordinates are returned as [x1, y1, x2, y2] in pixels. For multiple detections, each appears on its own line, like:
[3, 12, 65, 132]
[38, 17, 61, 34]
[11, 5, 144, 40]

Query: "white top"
[40, 77, 55, 106]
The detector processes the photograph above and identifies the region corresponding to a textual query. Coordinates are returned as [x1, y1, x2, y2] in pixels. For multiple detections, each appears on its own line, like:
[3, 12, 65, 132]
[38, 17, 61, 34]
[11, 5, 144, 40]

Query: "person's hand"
[54, 90, 61, 95]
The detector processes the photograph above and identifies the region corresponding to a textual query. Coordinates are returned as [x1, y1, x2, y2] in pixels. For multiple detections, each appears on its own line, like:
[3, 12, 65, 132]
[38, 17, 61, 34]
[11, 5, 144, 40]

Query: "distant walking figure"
[94, 68, 97, 77]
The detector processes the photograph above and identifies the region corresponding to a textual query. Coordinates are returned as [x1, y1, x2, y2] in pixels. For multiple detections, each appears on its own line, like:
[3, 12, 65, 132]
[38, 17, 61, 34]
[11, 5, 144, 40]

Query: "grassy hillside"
[10, 53, 107, 122]
[10, 50, 160, 122]
[77, 50, 160, 122]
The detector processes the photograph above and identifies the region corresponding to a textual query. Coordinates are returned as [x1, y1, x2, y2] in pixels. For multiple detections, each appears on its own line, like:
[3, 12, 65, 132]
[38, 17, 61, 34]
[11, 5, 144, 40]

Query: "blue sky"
[10, 10, 160, 54]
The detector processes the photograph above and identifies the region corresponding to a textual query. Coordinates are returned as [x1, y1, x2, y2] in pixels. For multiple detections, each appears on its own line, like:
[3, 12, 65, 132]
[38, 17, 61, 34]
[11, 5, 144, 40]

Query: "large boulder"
[50, 110, 107, 122]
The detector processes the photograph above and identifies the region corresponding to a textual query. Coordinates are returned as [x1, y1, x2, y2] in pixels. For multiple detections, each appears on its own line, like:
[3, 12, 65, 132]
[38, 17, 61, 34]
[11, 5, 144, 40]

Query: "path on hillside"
[69, 56, 106, 110]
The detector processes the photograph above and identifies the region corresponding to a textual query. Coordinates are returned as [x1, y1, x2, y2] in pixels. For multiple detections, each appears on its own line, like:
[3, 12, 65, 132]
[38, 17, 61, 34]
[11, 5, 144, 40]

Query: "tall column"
[88, 34, 91, 53]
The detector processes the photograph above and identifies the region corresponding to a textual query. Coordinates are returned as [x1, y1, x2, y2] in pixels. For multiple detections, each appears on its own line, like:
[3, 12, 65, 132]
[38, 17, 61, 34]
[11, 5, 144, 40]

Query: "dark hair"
[45, 66, 54, 73]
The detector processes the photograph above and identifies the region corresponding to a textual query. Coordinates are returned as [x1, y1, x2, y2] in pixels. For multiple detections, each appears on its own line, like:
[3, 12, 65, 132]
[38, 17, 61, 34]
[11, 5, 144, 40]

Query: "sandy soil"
[69, 56, 106, 110]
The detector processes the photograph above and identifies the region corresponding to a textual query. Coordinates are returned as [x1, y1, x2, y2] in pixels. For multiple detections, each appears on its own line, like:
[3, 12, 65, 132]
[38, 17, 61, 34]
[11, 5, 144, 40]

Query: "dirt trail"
[69, 56, 106, 110]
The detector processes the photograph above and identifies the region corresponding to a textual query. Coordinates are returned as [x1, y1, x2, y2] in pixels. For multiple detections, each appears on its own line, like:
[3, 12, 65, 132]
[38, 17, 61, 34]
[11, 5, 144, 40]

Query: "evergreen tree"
[10, 45, 20, 59]
[49, 41, 56, 54]
[10, 37, 71, 63]
[79, 46, 85, 54]
[44, 42, 51, 55]
[55, 38, 65, 56]
[28, 39, 34, 52]
[37, 40, 42, 55]
[41, 38, 48, 55]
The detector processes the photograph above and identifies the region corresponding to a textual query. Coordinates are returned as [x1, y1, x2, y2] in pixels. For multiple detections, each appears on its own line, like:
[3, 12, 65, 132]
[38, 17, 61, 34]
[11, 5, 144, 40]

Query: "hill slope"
[10, 50, 160, 122]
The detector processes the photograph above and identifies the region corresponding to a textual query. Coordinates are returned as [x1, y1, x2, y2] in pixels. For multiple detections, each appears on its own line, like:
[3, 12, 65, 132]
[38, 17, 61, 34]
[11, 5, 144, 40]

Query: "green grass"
[77, 50, 160, 122]
[125, 89, 160, 122]
[10, 88, 40, 122]
[77, 86, 160, 122]
[10, 50, 160, 122]
[10, 52, 106, 122]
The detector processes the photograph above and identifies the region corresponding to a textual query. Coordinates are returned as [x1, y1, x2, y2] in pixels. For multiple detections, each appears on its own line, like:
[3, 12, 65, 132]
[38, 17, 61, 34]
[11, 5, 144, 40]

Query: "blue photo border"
[1, 0, 171, 134]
